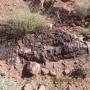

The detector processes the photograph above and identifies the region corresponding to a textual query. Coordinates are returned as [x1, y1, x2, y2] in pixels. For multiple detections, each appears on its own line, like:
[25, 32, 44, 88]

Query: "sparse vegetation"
[4, 14, 50, 40]
[21, 14, 50, 32]
[4, 19, 25, 39]
[0, 77, 21, 90]
[0, 0, 90, 90]
[69, 66, 86, 79]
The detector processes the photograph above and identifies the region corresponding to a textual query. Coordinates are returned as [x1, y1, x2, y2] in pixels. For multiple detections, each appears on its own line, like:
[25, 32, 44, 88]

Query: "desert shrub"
[69, 66, 86, 79]
[4, 19, 25, 40]
[22, 14, 50, 32]
[4, 14, 50, 40]
[75, 0, 90, 16]
[0, 77, 21, 90]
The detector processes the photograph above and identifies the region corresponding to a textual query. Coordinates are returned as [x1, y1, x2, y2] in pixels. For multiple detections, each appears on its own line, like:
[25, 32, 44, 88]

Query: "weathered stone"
[27, 62, 41, 76]
[41, 68, 49, 75]
[63, 69, 71, 75]
[24, 83, 33, 90]
[22, 62, 41, 78]
[39, 85, 45, 90]
[49, 70, 56, 76]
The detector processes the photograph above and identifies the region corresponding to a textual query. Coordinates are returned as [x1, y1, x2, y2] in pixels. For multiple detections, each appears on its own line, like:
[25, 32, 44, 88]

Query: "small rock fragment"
[49, 70, 56, 76]
[24, 83, 33, 90]
[63, 69, 70, 75]
[39, 85, 45, 90]
[28, 62, 41, 75]
[41, 68, 49, 75]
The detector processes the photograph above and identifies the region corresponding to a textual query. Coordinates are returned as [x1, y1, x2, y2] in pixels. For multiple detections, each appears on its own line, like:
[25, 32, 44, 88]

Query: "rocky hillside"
[0, 0, 90, 90]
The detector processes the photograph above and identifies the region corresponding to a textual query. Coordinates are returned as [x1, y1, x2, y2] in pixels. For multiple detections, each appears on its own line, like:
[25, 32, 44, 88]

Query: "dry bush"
[21, 14, 50, 32]
[4, 14, 50, 40]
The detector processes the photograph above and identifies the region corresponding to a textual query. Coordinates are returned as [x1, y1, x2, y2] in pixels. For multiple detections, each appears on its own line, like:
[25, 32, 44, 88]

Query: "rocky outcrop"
[18, 30, 89, 64]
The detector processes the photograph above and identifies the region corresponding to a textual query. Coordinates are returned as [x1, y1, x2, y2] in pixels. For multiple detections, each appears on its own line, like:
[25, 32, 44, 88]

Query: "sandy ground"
[0, 0, 30, 21]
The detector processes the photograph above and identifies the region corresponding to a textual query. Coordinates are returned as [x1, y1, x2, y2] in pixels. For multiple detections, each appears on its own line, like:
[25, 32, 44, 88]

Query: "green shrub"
[0, 77, 21, 90]
[4, 14, 50, 40]
[5, 14, 50, 33]
[75, 1, 90, 16]
[22, 14, 50, 32]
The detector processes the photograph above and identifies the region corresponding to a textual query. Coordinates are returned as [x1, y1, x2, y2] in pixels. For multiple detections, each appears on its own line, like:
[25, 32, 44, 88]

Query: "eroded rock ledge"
[17, 29, 89, 64]
[0, 29, 89, 65]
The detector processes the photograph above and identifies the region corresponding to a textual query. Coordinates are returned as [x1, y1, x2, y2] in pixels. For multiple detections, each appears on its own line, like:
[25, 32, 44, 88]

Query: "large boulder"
[22, 62, 41, 78]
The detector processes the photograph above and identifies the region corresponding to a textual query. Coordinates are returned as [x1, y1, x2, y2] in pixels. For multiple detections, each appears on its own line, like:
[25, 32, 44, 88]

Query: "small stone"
[28, 62, 41, 75]
[24, 83, 33, 90]
[24, 48, 31, 53]
[41, 68, 49, 75]
[49, 70, 56, 76]
[63, 69, 70, 75]
[39, 85, 45, 90]
[65, 69, 70, 74]
[22, 62, 41, 78]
